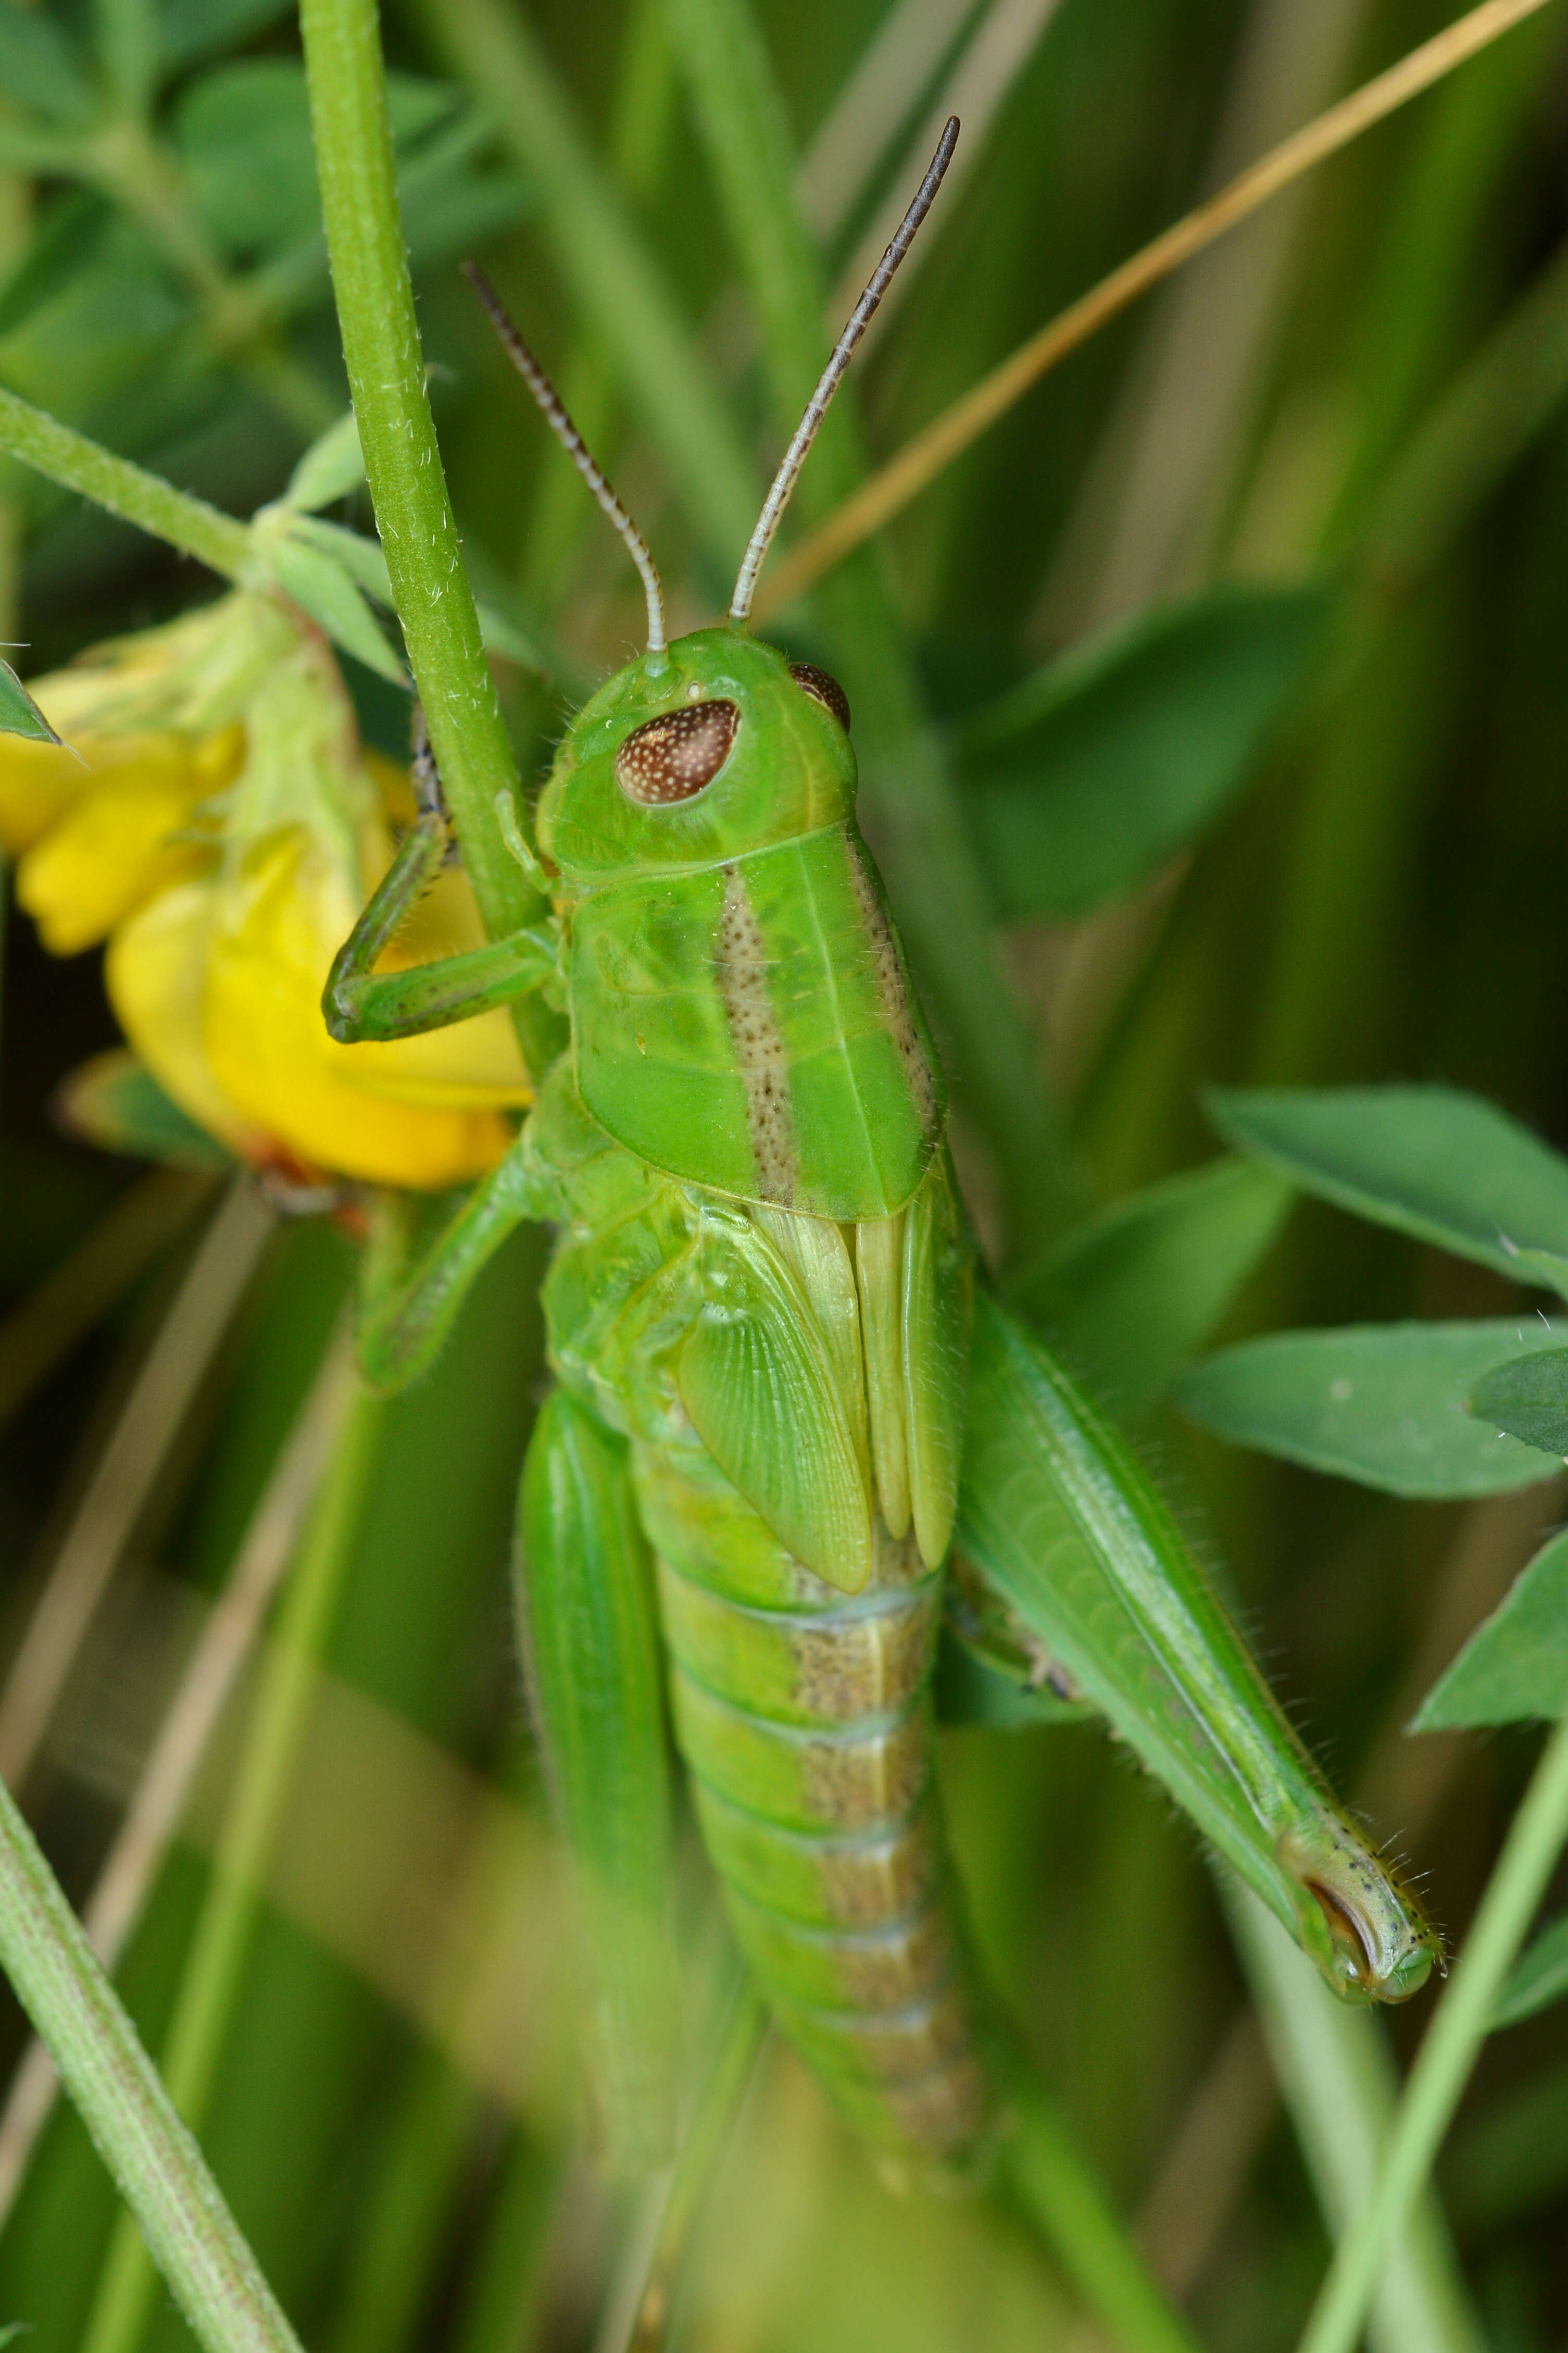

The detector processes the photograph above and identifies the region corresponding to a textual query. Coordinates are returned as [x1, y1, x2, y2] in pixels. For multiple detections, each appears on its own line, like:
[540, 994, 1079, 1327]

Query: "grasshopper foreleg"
[323, 705, 559, 1045]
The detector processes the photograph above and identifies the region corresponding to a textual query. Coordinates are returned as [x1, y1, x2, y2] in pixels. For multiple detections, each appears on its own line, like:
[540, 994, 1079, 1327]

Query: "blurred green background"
[1, 0, 1567, 2346]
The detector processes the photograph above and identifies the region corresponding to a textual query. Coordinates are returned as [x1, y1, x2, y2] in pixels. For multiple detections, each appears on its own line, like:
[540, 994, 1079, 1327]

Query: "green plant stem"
[1297, 1713, 1568, 2353]
[1227, 1887, 1482, 2353]
[92, 0, 161, 122]
[0, 1781, 302, 2353]
[626, 1964, 766, 2349]
[298, 0, 547, 992]
[1005, 2073, 1204, 2353]
[81, 1384, 386, 2353]
[0, 387, 250, 578]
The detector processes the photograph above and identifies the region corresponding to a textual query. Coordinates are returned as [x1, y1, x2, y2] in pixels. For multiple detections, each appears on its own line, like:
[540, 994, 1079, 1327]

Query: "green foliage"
[955, 584, 1328, 920]
[1210, 1086, 1568, 1299]
[1178, 1321, 1568, 1498]
[55, 1052, 237, 1172]
[1491, 1913, 1568, 2030]
[1413, 1528, 1568, 1729]
[0, 659, 59, 746]
[1467, 1346, 1568, 1456]
[1009, 1156, 1292, 1415]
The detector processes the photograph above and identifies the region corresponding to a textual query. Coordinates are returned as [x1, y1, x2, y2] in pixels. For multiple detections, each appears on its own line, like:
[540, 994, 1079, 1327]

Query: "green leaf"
[1491, 1912, 1568, 2029]
[158, 0, 295, 72]
[1414, 1528, 1568, 1729]
[0, 657, 61, 746]
[953, 583, 1327, 920]
[176, 63, 463, 263]
[1009, 1159, 1292, 1416]
[1177, 1321, 1568, 1497]
[176, 62, 327, 258]
[1210, 1085, 1568, 1300]
[0, 195, 111, 345]
[268, 536, 406, 683]
[283, 412, 365, 512]
[56, 1052, 236, 1171]
[291, 516, 549, 675]
[287, 513, 393, 601]
[0, 1, 95, 123]
[1469, 1348, 1568, 1456]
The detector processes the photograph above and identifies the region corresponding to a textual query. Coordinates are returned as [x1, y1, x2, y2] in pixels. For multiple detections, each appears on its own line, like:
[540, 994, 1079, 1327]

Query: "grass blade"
[1296, 1713, 1568, 2353]
[0, 1179, 274, 1791]
[0, 1775, 303, 2353]
[758, 0, 1556, 616]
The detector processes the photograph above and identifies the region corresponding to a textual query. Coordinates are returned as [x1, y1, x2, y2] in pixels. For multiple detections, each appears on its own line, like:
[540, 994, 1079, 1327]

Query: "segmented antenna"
[462, 262, 668, 663]
[730, 116, 959, 628]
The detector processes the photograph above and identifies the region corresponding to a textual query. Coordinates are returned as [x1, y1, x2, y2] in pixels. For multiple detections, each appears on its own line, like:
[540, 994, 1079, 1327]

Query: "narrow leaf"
[1010, 1159, 1292, 1416]
[1210, 1085, 1568, 1300]
[956, 583, 1328, 919]
[1469, 1347, 1568, 1456]
[284, 410, 366, 511]
[0, 658, 61, 746]
[267, 536, 406, 683]
[1413, 1527, 1568, 1730]
[1492, 1913, 1568, 2028]
[1178, 1321, 1568, 1497]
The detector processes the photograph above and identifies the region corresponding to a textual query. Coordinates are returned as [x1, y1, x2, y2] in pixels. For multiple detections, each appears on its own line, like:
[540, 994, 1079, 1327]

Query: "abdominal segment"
[637, 1447, 989, 2163]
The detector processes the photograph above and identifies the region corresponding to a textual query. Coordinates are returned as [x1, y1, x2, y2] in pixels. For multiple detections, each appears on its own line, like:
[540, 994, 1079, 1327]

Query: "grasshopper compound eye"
[614, 700, 741, 805]
[788, 663, 850, 731]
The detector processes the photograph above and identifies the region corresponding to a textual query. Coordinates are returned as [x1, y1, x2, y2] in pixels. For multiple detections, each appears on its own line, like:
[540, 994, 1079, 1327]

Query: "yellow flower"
[15, 730, 243, 955]
[14, 593, 533, 1191]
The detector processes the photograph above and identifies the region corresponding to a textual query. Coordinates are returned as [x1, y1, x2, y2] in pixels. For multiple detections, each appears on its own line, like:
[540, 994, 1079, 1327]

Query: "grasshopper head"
[536, 628, 857, 889]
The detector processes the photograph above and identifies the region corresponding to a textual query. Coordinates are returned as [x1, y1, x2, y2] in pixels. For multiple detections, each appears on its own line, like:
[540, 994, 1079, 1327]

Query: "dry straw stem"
[0, 1178, 274, 1790]
[0, 1334, 358, 2227]
[0, 1168, 210, 1437]
[756, 0, 1557, 619]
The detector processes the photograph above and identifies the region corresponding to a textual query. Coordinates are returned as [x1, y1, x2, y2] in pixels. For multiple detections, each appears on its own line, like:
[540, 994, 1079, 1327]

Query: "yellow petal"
[107, 879, 272, 1162]
[17, 753, 220, 954]
[204, 832, 521, 1189]
[0, 738, 93, 855]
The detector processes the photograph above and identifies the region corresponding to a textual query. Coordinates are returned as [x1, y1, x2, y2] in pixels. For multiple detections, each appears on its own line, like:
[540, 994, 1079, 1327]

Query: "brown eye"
[614, 700, 739, 805]
[789, 662, 850, 731]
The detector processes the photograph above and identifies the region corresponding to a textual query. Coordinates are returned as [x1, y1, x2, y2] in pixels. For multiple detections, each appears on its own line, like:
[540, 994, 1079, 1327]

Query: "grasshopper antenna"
[462, 262, 668, 666]
[730, 116, 959, 628]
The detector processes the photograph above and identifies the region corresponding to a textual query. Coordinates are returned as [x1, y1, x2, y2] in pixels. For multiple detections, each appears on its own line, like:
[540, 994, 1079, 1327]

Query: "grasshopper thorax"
[537, 629, 856, 891]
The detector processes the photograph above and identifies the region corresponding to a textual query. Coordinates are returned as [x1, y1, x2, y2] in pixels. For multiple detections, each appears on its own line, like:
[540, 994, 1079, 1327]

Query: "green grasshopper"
[323, 123, 1435, 2177]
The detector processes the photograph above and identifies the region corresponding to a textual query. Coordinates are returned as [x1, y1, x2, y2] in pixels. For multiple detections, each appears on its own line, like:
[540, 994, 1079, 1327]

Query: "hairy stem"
[0, 1776, 302, 2353]
[81, 1382, 386, 2353]
[0, 388, 250, 579]
[298, 0, 550, 1034]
